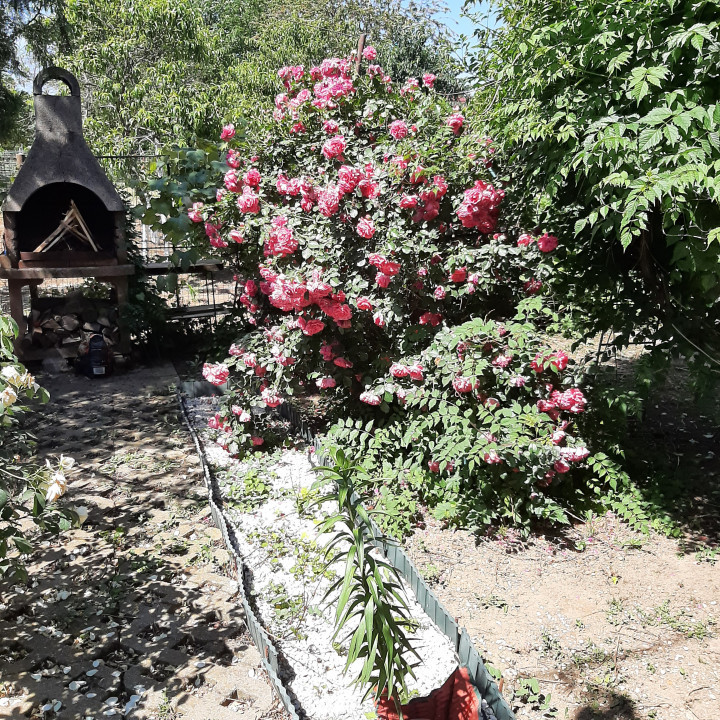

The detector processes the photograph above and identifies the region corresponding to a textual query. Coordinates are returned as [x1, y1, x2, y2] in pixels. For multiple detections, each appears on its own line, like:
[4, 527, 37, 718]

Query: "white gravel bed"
[185, 397, 459, 720]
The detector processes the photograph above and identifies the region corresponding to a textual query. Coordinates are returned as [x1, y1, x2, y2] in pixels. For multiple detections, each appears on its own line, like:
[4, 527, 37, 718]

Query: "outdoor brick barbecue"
[0, 66, 134, 358]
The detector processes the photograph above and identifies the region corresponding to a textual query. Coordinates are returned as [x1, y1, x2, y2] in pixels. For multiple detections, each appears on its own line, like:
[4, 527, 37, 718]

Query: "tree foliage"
[0, 0, 68, 147]
[466, 0, 720, 389]
[56, 0, 461, 163]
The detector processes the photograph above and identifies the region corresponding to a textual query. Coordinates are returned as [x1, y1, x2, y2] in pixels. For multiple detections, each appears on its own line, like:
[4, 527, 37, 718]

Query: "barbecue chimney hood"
[4, 67, 123, 214]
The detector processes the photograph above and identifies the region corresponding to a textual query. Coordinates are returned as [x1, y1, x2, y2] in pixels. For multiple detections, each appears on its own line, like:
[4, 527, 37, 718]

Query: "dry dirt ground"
[405, 517, 719, 720]
[0, 363, 285, 720]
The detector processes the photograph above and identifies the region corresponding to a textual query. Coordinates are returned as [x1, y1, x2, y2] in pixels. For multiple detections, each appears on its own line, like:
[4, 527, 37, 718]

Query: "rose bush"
[144, 49, 625, 530]
[1, 316, 79, 581]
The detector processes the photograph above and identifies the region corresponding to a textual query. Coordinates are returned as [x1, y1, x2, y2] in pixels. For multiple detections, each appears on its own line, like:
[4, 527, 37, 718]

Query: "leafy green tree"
[0, 0, 68, 147]
[59, 0, 222, 159]
[57, 0, 462, 165]
[466, 0, 720, 390]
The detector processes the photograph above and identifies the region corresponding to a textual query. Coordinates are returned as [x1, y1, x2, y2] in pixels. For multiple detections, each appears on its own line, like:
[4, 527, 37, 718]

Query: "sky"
[435, 0, 495, 40]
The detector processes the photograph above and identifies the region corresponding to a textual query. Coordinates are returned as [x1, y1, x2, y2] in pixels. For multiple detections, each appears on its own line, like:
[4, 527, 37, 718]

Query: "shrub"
[1, 316, 78, 582]
[465, 0, 720, 393]
[144, 49, 620, 529]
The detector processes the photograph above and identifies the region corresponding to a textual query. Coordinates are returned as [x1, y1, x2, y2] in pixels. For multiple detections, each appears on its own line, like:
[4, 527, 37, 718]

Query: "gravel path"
[186, 396, 460, 720]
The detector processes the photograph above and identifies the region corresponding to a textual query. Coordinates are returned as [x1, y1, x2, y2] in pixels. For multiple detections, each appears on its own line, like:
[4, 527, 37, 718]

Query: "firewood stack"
[27, 290, 120, 357]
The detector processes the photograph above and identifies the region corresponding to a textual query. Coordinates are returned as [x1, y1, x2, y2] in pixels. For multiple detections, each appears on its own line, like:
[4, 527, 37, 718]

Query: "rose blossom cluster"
[456, 179, 505, 233]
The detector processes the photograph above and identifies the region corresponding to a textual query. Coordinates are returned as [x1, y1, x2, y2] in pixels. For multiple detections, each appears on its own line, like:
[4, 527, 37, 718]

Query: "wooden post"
[354, 34, 367, 77]
[15, 153, 25, 170]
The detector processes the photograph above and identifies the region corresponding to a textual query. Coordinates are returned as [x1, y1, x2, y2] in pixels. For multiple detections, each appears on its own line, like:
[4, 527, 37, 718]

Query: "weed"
[639, 600, 715, 640]
[620, 537, 645, 550]
[156, 690, 176, 719]
[226, 470, 272, 511]
[605, 598, 625, 626]
[266, 581, 307, 639]
[540, 631, 564, 661]
[512, 677, 557, 716]
[694, 545, 719, 564]
[99, 527, 126, 548]
[572, 641, 610, 668]
[478, 594, 509, 614]
[290, 539, 336, 582]
[422, 562, 442, 586]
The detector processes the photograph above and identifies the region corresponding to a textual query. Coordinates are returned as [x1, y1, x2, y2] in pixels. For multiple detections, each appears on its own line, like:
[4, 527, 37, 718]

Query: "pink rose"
[316, 377, 337, 389]
[434, 285, 446, 300]
[187, 202, 204, 223]
[299, 318, 325, 336]
[484, 450, 503, 465]
[362, 45, 377, 60]
[251, 436, 264, 447]
[450, 267, 467, 283]
[537, 233, 559, 252]
[560, 446, 590, 462]
[360, 390, 381, 405]
[517, 233, 534, 247]
[220, 123, 235, 140]
[323, 119, 340, 134]
[428, 460, 440, 473]
[373, 311, 385, 327]
[452, 376, 473, 393]
[338, 165, 362, 193]
[237, 188, 260, 214]
[322, 135, 346, 160]
[446, 113, 464, 135]
[357, 216, 376, 239]
[492, 354, 513, 368]
[261, 387, 283, 408]
[232, 407, 252, 422]
[318, 185, 342, 217]
[356, 297, 373, 311]
[408, 364, 424, 381]
[389, 363, 409, 378]
[400, 194, 418, 209]
[554, 458, 571, 474]
[230, 229, 244, 244]
[376, 272, 392, 288]
[243, 168, 261, 187]
[358, 179, 381, 198]
[202, 363, 229, 386]
[333, 357, 353, 368]
[524, 278, 542, 295]
[530, 351, 569, 373]
[389, 119, 408, 140]
[422, 73, 436, 88]
[380, 260, 400, 276]
[418, 312, 442, 327]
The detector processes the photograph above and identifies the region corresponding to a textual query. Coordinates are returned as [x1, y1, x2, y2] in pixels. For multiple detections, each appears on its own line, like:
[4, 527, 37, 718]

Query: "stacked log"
[27, 291, 120, 357]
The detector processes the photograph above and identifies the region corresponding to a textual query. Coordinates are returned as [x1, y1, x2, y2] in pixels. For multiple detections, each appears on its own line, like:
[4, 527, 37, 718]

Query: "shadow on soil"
[572, 689, 641, 720]
[585, 355, 720, 551]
